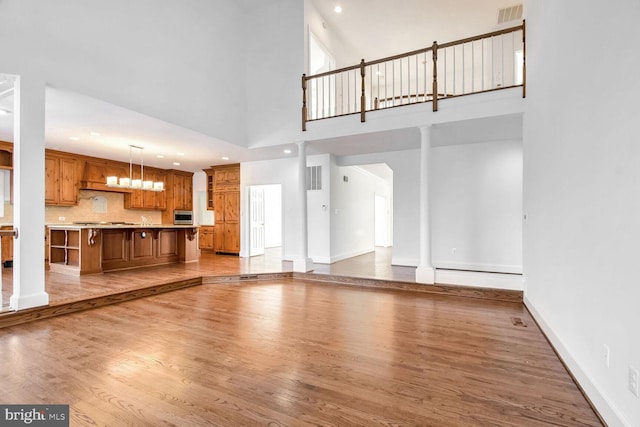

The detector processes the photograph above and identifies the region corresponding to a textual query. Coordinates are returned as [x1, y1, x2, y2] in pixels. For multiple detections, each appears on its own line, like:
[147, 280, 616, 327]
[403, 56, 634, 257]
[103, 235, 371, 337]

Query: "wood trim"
[293, 273, 523, 303]
[0, 271, 525, 329]
[0, 277, 202, 329]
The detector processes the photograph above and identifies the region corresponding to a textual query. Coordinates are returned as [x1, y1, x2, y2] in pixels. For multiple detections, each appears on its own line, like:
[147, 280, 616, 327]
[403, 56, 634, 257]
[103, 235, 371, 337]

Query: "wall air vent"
[306, 165, 322, 191]
[497, 4, 523, 25]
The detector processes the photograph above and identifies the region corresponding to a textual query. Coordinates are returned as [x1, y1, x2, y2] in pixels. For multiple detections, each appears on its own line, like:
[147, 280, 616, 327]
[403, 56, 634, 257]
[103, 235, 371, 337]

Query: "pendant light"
[106, 145, 164, 191]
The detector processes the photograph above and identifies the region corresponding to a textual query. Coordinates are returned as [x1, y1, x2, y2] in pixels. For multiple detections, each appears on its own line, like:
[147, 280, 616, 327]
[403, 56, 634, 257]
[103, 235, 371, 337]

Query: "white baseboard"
[435, 269, 523, 290]
[309, 255, 331, 264]
[524, 296, 629, 427]
[433, 260, 523, 274]
[329, 248, 373, 264]
[391, 257, 419, 267]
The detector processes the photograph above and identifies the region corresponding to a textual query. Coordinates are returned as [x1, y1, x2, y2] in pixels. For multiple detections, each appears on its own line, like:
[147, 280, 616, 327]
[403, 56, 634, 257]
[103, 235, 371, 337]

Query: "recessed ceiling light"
[69, 136, 80, 141]
[156, 154, 165, 158]
[173, 162, 181, 166]
[177, 152, 184, 156]
[90, 131, 100, 136]
[334, 5, 342, 13]
[283, 149, 292, 154]
[221, 156, 230, 161]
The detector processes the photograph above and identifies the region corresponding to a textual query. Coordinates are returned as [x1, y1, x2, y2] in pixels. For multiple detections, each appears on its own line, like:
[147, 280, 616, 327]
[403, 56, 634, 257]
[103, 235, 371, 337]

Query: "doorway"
[375, 193, 391, 247]
[248, 184, 282, 257]
[0, 75, 14, 310]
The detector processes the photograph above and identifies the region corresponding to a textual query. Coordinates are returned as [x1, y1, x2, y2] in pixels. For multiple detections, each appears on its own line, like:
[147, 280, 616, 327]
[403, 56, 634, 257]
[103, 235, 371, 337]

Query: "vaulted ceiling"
[0, 1, 522, 171]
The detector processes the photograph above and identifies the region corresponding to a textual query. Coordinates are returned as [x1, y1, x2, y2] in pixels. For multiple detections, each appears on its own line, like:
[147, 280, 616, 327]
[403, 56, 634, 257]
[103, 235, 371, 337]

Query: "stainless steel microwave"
[173, 210, 194, 225]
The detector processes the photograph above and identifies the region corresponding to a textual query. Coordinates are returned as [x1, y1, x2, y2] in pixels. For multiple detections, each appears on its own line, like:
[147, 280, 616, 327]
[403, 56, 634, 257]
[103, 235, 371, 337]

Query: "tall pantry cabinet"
[204, 164, 240, 255]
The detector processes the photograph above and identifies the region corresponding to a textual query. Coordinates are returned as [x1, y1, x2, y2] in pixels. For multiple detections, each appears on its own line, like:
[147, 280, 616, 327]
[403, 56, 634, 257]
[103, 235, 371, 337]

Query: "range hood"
[80, 160, 132, 193]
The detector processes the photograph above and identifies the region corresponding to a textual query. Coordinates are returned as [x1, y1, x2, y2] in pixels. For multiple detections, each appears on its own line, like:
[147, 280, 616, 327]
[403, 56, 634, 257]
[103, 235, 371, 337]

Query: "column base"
[415, 265, 435, 284]
[10, 291, 49, 311]
[293, 257, 314, 273]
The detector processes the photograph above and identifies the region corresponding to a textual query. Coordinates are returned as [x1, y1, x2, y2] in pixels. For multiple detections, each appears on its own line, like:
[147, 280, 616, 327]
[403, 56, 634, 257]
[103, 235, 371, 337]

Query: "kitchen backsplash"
[48, 190, 163, 224]
[0, 190, 163, 224]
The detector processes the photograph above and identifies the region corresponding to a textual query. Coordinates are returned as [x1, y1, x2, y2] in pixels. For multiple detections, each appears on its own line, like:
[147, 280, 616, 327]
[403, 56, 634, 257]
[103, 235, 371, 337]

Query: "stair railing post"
[432, 41, 439, 112]
[302, 74, 308, 131]
[360, 59, 366, 122]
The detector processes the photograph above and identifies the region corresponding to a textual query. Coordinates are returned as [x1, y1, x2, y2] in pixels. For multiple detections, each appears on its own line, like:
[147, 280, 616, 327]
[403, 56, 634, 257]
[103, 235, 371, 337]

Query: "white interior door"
[249, 186, 265, 256]
[375, 194, 390, 247]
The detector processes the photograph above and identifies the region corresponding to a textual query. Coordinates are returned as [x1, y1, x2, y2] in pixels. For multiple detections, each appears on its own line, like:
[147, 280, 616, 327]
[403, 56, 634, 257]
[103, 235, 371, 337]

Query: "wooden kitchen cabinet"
[172, 172, 193, 211]
[124, 167, 167, 210]
[199, 226, 215, 252]
[204, 164, 240, 254]
[45, 152, 78, 206]
[1, 226, 13, 266]
[160, 170, 194, 224]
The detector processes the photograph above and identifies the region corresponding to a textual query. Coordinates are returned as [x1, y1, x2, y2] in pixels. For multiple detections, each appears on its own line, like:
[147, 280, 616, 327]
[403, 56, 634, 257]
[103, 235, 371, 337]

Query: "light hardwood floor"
[1, 248, 413, 312]
[0, 248, 602, 425]
[0, 278, 601, 426]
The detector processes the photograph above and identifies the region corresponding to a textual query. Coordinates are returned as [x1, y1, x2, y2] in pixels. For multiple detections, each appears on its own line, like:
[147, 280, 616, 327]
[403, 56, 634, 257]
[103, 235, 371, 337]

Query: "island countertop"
[47, 223, 197, 230]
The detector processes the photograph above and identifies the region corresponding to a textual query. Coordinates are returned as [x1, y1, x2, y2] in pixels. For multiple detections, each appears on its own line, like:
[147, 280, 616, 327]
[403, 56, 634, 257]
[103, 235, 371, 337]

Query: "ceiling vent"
[497, 4, 523, 25]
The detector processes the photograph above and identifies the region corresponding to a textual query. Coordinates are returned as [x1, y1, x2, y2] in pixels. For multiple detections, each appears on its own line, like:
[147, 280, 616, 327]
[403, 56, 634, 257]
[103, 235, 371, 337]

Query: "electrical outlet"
[451, 247, 457, 255]
[58, 216, 65, 222]
[629, 366, 639, 398]
[603, 344, 610, 368]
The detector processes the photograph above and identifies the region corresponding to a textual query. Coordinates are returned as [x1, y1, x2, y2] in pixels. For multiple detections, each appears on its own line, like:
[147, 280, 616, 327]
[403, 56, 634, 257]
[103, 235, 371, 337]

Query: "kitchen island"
[48, 224, 198, 275]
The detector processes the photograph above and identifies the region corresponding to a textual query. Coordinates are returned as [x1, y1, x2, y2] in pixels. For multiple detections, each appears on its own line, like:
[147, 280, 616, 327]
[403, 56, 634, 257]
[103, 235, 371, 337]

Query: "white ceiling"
[308, 0, 522, 62]
[0, 85, 298, 172]
[0, 1, 523, 173]
[307, 113, 522, 157]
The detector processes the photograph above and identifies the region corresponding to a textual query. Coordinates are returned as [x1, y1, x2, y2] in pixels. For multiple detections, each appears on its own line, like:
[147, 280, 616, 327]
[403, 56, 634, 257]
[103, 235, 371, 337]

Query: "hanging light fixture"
[106, 145, 164, 191]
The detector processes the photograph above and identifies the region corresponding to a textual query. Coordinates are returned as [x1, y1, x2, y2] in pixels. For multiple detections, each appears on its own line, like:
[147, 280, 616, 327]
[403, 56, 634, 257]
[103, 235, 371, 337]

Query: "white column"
[10, 74, 49, 310]
[293, 141, 313, 272]
[416, 125, 435, 284]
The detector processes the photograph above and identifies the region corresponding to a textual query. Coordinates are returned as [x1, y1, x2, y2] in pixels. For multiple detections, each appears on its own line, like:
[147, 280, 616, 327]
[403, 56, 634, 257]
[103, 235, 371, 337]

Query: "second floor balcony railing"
[302, 21, 525, 131]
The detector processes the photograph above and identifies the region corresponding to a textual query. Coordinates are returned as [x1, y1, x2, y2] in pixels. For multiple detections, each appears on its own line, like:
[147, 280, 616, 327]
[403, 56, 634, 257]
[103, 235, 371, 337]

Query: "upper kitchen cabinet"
[204, 164, 239, 210]
[171, 171, 193, 211]
[0, 141, 13, 170]
[45, 151, 78, 206]
[160, 170, 194, 224]
[124, 167, 167, 210]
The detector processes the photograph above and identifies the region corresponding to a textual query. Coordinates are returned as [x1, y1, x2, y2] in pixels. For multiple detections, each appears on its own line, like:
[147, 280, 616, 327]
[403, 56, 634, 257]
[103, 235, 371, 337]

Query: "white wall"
[304, 0, 358, 70]
[524, 1, 640, 426]
[338, 149, 420, 266]
[244, 0, 304, 148]
[330, 165, 391, 263]
[306, 154, 331, 262]
[240, 157, 298, 260]
[432, 140, 522, 274]
[0, 0, 247, 145]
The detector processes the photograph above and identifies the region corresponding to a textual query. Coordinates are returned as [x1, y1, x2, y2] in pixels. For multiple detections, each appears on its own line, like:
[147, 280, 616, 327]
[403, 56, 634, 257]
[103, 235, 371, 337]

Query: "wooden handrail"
[438, 23, 524, 49]
[303, 23, 525, 83]
[304, 64, 361, 80]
